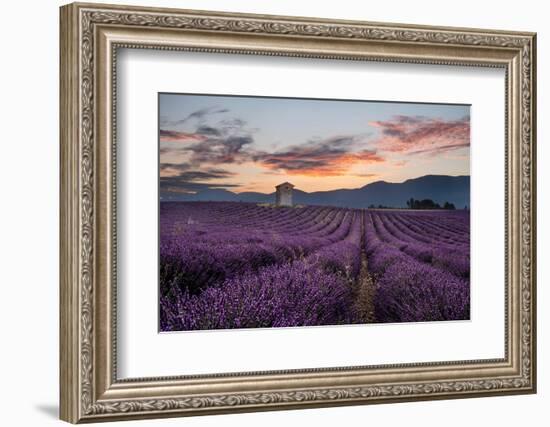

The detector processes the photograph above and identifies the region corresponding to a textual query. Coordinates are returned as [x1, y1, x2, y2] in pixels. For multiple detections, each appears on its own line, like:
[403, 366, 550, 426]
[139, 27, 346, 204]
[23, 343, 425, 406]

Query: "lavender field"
[159, 201, 470, 331]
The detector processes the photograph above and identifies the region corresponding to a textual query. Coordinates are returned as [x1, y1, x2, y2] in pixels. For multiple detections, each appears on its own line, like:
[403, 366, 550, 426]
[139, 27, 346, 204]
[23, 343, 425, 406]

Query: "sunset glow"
[159, 93, 470, 197]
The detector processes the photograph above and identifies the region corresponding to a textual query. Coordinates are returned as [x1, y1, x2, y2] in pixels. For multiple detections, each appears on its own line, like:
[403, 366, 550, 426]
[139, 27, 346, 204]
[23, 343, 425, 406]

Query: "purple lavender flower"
[159, 202, 471, 330]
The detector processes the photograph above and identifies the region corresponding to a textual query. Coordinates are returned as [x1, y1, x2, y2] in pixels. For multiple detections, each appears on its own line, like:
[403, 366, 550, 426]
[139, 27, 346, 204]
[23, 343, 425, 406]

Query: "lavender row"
[160, 203, 357, 296]
[392, 213, 469, 245]
[160, 259, 355, 331]
[370, 212, 470, 279]
[160, 203, 342, 242]
[364, 213, 470, 322]
[305, 211, 362, 281]
[389, 213, 469, 247]
[160, 202, 471, 329]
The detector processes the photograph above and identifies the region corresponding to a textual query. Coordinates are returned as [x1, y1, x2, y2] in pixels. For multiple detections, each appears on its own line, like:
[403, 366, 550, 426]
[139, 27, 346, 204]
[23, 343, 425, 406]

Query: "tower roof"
[275, 181, 295, 189]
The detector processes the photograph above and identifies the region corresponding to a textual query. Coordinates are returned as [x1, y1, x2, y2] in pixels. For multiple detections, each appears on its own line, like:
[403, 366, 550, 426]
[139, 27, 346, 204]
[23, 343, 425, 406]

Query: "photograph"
[158, 93, 471, 332]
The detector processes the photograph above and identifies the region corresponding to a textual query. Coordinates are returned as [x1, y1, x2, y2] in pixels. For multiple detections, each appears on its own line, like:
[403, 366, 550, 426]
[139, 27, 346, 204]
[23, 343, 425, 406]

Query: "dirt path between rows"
[353, 211, 376, 323]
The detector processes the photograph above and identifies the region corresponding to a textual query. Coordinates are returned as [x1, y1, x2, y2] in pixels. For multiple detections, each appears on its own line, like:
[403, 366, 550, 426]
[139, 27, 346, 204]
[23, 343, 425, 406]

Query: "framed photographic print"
[60, 2, 537, 423]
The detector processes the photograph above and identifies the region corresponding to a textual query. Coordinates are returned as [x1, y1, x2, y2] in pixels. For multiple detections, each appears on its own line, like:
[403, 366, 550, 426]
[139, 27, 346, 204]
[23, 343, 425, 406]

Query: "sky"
[159, 93, 470, 196]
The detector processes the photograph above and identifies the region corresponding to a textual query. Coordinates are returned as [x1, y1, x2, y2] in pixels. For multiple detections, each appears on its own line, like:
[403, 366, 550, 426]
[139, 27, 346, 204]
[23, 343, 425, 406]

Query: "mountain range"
[162, 175, 470, 209]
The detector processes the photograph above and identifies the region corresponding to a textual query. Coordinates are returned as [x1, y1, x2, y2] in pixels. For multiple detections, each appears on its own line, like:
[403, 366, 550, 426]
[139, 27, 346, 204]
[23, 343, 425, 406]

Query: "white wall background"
[0, 0, 545, 426]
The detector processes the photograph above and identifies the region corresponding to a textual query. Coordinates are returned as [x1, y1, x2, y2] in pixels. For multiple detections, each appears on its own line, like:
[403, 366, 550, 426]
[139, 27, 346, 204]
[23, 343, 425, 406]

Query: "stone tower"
[275, 182, 294, 207]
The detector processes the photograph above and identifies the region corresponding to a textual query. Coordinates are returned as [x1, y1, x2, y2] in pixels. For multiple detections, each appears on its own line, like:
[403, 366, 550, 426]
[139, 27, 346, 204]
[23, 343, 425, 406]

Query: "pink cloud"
[160, 129, 207, 143]
[370, 115, 470, 155]
[253, 135, 385, 176]
[392, 160, 408, 167]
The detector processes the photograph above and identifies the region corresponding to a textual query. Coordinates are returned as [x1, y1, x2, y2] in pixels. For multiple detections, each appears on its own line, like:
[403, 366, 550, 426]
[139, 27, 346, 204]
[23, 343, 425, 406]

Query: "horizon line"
[215, 173, 470, 195]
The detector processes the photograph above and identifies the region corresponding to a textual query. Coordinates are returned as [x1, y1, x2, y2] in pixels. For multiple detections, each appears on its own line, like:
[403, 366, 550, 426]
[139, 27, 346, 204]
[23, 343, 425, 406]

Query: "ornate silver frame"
[60, 2, 536, 423]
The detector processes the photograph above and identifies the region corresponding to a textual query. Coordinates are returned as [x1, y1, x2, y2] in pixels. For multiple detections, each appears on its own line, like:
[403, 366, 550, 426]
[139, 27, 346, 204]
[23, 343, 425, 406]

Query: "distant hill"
[161, 175, 470, 209]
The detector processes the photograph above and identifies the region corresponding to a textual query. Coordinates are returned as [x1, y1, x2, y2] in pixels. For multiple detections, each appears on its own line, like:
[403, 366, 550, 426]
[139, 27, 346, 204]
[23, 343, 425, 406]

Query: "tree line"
[367, 198, 468, 210]
[406, 198, 456, 210]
